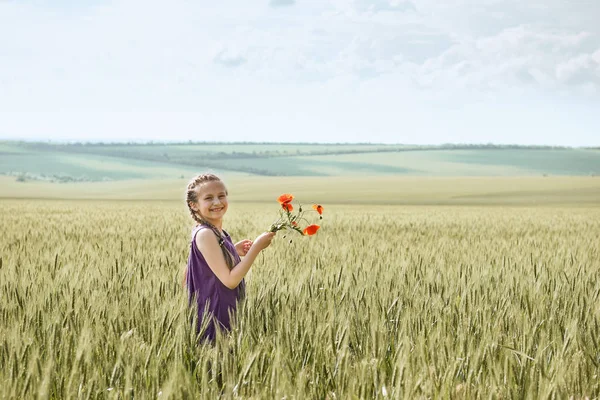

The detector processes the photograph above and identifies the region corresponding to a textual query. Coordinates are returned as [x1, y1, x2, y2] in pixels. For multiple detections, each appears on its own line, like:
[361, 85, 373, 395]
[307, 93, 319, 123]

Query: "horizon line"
[1, 139, 597, 149]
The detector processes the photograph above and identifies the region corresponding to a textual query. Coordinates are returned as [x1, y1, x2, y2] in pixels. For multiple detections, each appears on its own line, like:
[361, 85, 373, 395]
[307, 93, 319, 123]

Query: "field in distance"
[1, 175, 599, 206]
[1, 141, 599, 182]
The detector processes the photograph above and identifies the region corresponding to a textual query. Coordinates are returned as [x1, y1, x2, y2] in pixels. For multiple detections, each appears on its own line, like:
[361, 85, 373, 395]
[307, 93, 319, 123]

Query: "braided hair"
[186, 174, 236, 270]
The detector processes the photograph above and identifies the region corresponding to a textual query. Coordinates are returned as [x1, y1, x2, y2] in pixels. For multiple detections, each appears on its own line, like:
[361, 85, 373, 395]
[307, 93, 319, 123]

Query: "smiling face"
[190, 180, 229, 225]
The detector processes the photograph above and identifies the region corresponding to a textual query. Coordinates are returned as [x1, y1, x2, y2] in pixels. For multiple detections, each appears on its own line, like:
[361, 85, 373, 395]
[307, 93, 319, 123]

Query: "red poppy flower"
[277, 194, 294, 204]
[291, 221, 298, 227]
[282, 202, 293, 212]
[312, 204, 324, 215]
[303, 224, 320, 236]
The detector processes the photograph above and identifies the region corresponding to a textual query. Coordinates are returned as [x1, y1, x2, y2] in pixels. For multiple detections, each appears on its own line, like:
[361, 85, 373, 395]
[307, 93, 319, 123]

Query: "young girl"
[185, 174, 275, 342]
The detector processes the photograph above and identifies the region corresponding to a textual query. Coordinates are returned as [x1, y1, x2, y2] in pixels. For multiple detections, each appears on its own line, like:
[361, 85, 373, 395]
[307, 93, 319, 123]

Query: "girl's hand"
[235, 239, 253, 256]
[253, 232, 276, 251]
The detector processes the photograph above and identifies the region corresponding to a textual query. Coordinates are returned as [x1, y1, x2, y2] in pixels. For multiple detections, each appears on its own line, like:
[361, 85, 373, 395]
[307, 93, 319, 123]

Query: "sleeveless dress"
[186, 225, 245, 342]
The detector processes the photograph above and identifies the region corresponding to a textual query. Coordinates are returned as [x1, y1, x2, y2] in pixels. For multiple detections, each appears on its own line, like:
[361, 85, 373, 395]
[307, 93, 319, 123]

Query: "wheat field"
[1, 199, 599, 398]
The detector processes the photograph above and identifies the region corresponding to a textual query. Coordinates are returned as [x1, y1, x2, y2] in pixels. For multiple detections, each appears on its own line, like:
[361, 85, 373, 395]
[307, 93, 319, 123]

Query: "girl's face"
[191, 181, 229, 223]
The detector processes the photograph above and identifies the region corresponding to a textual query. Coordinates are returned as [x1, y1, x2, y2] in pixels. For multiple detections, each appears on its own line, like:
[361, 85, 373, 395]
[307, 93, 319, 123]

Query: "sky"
[0, 0, 599, 146]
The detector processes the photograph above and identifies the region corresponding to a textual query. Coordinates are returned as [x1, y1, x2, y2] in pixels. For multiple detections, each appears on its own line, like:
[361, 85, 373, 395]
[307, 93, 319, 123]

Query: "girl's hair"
[186, 174, 236, 270]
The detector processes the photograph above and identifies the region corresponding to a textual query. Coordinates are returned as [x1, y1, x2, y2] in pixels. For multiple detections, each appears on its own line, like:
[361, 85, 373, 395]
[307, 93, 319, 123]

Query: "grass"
[1, 199, 599, 398]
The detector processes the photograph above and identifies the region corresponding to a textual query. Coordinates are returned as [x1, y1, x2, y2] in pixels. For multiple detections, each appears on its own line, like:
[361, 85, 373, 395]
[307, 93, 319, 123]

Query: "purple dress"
[186, 225, 245, 342]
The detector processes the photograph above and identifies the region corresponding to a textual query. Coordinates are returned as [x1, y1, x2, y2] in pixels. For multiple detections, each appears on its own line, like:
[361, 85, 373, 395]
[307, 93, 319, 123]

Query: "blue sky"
[0, 0, 599, 146]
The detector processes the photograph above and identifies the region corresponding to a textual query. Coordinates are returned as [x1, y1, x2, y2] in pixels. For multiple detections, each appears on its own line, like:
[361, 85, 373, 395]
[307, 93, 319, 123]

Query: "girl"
[185, 174, 275, 342]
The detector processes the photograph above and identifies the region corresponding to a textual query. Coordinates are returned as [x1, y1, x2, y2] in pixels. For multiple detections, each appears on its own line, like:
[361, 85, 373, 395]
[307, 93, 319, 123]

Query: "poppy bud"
[299, 206, 302, 212]
[320, 216, 323, 219]
[289, 239, 293, 244]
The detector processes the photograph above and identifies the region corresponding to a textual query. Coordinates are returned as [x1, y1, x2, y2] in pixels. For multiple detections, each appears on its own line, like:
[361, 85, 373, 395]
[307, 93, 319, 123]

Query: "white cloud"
[213, 49, 247, 68]
[0, 0, 599, 145]
[413, 26, 600, 94]
[555, 53, 600, 85]
[354, 0, 416, 13]
[270, 0, 295, 7]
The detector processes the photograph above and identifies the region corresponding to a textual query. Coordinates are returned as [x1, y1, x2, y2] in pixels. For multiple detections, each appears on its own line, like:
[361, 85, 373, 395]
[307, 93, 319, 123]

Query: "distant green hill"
[1, 141, 599, 182]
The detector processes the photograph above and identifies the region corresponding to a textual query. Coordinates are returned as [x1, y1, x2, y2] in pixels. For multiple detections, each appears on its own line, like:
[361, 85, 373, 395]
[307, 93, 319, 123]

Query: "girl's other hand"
[253, 232, 276, 251]
[235, 239, 253, 256]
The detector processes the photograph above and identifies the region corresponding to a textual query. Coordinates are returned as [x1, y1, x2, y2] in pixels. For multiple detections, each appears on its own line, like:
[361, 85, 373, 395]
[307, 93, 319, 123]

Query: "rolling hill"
[1, 141, 599, 182]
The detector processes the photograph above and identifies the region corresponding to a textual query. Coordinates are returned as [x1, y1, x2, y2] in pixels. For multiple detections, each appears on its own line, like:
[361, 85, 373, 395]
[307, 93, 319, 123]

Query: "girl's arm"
[196, 229, 275, 289]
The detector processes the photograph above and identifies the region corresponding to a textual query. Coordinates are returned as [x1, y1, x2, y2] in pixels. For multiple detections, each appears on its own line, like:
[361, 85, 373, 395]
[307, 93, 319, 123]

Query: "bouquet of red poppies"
[269, 193, 323, 236]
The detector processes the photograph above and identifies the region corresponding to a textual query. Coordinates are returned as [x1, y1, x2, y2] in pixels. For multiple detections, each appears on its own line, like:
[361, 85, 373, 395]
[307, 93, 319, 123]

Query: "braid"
[186, 174, 236, 270]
